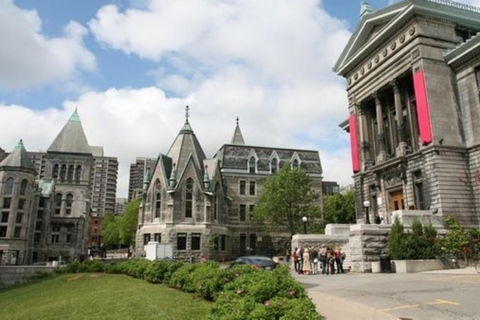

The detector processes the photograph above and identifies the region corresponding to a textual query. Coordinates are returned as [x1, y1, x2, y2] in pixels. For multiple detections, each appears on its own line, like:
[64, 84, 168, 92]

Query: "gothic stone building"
[135, 114, 323, 261]
[335, 0, 480, 228]
[0, 110, 116, 264]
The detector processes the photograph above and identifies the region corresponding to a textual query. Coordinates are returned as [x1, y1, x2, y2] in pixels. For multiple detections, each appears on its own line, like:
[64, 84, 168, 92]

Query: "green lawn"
[0, 273, 211, 320]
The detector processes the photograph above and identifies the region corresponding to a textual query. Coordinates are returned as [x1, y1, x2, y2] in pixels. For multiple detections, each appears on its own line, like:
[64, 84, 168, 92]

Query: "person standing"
[334, 247, 344, 274]
[319, 245, 327, 275]
[292, 248, 299, 272]
[303, 248, 312, 275]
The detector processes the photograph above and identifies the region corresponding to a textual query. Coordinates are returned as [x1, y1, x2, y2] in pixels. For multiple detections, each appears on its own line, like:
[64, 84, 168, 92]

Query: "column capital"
[372, 91, 381, 101]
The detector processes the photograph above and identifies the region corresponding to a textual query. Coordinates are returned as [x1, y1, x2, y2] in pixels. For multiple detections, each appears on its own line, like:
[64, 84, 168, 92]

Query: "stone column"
[357, 103, 372, 169]
[392, 80, 408, 156]
[374, 92, 387, 162]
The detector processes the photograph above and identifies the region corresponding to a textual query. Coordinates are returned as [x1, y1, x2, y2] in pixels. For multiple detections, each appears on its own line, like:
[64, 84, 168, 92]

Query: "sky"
[1, 0, 480, 198]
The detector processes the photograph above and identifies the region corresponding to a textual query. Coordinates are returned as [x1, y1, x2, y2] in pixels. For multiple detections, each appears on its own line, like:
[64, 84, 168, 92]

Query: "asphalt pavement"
[292, 267, 480, 320]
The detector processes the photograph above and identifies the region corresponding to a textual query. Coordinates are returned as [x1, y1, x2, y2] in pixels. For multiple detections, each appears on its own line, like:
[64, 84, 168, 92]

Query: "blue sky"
[1, 0, 479, 197]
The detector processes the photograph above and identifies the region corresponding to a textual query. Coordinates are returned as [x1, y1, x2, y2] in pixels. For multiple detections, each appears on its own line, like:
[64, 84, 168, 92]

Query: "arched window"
[65, 194, 73, 215]
[292, 159, 299, 169]
[214, 183, 220, 221]
[185, 178, 193, 218]
[53, 164, 59, 179]
[55, 193, 62, 215]
[60, 165, 67, 180]
[271, 158, 278, 174]
[249, 157, 256, 174]
[67, 165, 74, 181]
[4, 178, 14, 195]
[154, 180, 161, 218]
[75, 165, 82, 182]
[20, 179, 28, 196]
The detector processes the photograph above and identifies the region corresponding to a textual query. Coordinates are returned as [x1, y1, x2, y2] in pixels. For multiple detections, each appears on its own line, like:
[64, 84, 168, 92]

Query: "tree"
[252, 166, 321, 236]
[119, 199, 140, 246]
[322, 190, 356, 224]
[440, 216, 469, 263]
[388, 216, 407, 260]
[101, 213, 120, 248]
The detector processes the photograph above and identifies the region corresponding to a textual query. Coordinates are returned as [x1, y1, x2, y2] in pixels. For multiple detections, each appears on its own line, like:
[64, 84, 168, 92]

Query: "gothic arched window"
[53, 164, 59, 179]
[55, 193, 62, 215]
[60, 165, 67, 180]
[154, 180, 161, 218]
[292, 159, 299, 169]
[75, 165, 82, 182]
[249, 157, 256, 174]
[65, 194, 73, 215]
[185, 178, 193, 218]
[67, 165, 74, 181]
[4, 178, 14, 195]
[20, 179, 28, 196]
[271, 158, 278, 174]
[214, 183, 220, 221]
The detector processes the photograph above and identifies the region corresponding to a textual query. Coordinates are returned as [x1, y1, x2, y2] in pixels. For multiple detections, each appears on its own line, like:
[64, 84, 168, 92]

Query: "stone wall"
[349, 224, 390, 273]
[0, 265, 57, 288]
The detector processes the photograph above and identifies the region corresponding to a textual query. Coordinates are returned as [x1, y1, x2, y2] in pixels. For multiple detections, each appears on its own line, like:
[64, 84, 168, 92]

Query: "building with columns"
[135, 110, 323, 261]
[335, 0, 480, 227]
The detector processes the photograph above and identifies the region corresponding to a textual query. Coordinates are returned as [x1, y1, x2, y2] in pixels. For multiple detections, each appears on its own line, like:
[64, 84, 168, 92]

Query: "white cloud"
[0, 0, 95, 89]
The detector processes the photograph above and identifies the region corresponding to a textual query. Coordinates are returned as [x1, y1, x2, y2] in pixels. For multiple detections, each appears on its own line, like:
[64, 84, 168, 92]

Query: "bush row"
[59, 259, 322, 320]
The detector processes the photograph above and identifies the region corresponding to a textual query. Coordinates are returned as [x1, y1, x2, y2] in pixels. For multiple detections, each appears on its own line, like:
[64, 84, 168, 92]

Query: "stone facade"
[135, 112, 324, 261]
[335, 0, 480, 228]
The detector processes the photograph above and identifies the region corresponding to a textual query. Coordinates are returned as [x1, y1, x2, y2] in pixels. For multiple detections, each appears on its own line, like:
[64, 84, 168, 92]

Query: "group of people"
[291, 245, 345, 275]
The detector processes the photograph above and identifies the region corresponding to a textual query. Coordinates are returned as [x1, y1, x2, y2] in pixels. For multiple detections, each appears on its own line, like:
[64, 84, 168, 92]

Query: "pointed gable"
[47, 109, 92, 155]
[231, 117, 245, 145]
[166, 106, 206, 178]
[0, 139, 36, 174]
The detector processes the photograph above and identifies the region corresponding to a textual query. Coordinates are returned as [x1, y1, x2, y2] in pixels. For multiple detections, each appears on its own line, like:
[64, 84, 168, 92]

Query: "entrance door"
[390, 190, 405, 211]
[239, 234, 247, 256]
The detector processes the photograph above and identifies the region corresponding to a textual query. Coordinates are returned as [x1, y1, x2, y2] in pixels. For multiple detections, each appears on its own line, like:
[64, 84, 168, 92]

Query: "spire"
[169, 163, 177, 189]
[230, 116, 245, 145]
[48, 109, 92, 155]
[0, 139, 36, 173]
[203, 165, 210, 190]
[167, 106, 206, 175]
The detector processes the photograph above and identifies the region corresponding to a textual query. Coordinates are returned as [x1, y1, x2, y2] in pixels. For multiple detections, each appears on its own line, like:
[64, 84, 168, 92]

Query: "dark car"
[230, 256, 278, 270]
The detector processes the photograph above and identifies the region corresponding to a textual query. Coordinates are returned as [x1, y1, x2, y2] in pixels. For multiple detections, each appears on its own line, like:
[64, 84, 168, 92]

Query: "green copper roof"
[69, 108, 81, 123]
[0, 139, 36, 173]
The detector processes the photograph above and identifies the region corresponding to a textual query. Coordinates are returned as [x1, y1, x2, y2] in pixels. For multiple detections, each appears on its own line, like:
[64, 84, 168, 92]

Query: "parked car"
[230, 256, 278, 270]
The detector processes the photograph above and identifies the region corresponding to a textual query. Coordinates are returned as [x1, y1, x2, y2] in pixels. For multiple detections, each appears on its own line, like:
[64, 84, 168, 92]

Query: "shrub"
[163, 261, 184, 284]
[169, 263, 199, 292]
[122, 259, 152, 279]
[388, 216, 407, 260]
[190, 261, 223, 300]
[143, 260, 170, 284]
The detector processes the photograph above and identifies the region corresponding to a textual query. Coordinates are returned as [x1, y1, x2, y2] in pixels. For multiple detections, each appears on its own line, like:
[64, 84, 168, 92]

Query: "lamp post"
[302, 216, 308, 234]
[363, 200, 371, 224]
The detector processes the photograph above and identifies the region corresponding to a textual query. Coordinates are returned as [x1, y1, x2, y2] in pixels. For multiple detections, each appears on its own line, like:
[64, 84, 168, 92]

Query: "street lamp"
[302, 216, 308, 234]
[363, 200, 371, 224]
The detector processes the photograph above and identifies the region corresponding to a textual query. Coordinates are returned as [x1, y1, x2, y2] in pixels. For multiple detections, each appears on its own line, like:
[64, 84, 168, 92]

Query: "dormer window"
[292, 159, 299, 169]
[249, 157, 256, 174]
[271, 158, 278, 174]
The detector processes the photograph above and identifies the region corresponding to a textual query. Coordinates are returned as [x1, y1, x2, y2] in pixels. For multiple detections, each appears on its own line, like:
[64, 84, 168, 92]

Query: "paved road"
[293, 267, 480, 320]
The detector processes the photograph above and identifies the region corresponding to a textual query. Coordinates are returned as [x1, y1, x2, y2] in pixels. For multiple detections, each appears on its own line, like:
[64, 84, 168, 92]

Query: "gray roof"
[0, 139, 37, 173]
[230, 117, 245, 145]
[167, 119, 206, 177]
[47, 110, 92, 155]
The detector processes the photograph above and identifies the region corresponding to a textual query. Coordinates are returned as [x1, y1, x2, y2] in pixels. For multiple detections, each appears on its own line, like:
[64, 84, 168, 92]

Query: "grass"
[0, 273, 211, 320]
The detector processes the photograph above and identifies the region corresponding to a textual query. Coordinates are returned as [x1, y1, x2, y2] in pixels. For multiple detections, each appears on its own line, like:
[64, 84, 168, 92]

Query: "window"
[17, 199, 25, 210]
[239, 204, 246, 221]
[13, 227, 21, 238]
[185, 178, 193, 218]
[239, 180, 246, 195]
[271, 158, 278, 174]
[214, 183, 220, 220]
[249, 234, 256, 254]
[292, 159, 299, 169]
[413, 171, 426, 210]
[154, 180, 161, 218]
[4, 178, 14, 195]
[65, 194, 73, 215]
[177, 233, 187, 250]
[34, 233, 41, 243]
[60, 165, 67, 180]
[51, 234, 59, 243]
[249, 181, 256, 196]
[249, 157, 256, 174]
[38, 198, 45, 208]
[220, 235, 226, 251]
[1, 212, 9, 223]
[75, 165, 82, 181]
[16, 212, 23, 224]
[53, 164, 59, 179]
[67, 165, 74, 180]
[37, 210, 43, 220]
[154, 233, 161, 242]
[192, 233, 201, 250]
[66, 234, 71, 243]
[20, 179, 28, 196]
[3, 198, 11, 209]
[35, 221, 42, 231]
[52, 225, 60, 232]
[144, 233, 151, 245]
[0, 226, 7, 237]
[55, 193, 62, 215]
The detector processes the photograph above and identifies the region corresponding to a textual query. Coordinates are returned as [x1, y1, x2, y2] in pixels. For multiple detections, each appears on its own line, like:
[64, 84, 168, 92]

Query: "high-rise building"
[115, 197, 127, 215]
[90, 147, 118, 217]
[128, 157, 156, 202]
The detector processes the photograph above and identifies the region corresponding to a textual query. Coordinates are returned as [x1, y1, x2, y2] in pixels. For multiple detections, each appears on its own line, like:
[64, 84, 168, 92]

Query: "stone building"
[135, 110, 323, 260]
[0, 110, 117, 264]
[335, 0, 480, 228]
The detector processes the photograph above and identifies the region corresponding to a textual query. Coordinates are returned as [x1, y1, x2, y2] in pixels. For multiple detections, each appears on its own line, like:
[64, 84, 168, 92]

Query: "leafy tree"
[252, 167, 321, 236]
[120, 199, 140, 246]
[101, 213, 120, 248]
[440, 216, 469, 262]
[322, 190, 356, 224]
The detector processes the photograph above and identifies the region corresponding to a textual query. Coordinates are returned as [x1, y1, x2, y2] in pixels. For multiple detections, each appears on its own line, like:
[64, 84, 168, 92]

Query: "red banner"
[349, 114, 360, 173]
[413, 70, 432, 145]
